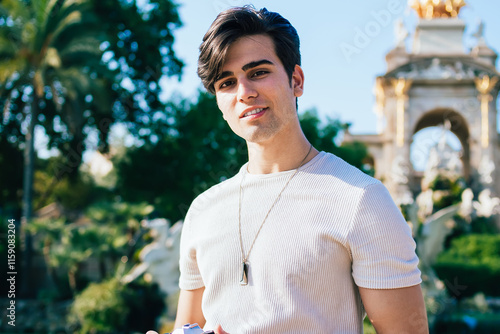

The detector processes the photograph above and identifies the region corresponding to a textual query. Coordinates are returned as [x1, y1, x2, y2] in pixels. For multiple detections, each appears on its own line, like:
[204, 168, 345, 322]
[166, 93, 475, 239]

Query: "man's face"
[214, 34, 304, 144]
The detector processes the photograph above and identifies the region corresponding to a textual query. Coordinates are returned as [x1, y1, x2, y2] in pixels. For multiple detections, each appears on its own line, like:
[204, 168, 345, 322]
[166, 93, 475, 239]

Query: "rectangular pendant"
[240, 262, 248, 286]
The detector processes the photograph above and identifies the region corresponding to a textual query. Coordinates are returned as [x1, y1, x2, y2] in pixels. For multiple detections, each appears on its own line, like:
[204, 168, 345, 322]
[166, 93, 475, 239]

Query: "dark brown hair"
[198, 6, 301, 94]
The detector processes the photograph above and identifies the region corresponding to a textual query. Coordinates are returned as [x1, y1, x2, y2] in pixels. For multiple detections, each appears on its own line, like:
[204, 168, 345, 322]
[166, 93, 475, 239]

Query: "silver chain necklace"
[238, 144, 313, 285]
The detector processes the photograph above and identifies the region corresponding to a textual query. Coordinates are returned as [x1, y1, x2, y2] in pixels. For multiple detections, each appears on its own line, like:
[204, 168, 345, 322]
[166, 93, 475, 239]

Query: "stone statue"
[474, 189, 500, 218]
[417, 203, 460, 270]
[410, 0, 465, 19]
[421, 121, 463, 188]
[420, 58, 445, 79]
[416, 189, 434, 222]
[478, 155, 495, 185]
[394, 18, 408, 48]
[472, 20, 486, 45]
[122, 218, 183, 296]
[390, 154, 410, 185]
[458, 188, 474, 221]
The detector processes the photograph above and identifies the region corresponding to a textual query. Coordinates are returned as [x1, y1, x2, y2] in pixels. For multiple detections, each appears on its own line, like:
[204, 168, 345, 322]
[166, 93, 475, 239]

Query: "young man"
[156, 6, 428, 334]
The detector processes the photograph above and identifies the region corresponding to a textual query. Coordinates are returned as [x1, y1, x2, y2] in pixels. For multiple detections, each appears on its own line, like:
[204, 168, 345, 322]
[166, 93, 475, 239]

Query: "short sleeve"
[178, 208, 205, 290]
[348, 182, 422, 289]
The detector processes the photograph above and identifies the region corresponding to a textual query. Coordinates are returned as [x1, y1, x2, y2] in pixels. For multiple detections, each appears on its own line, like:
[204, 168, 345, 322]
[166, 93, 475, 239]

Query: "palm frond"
[0, 0, 30, 22]
[55, 67, 93, 98]
[58, 36, 102, 60]
[32, 0, 52, 32]
[49, 46, 63, 66]
[42, 0, 93, 45]
[0, 57, 27, 83]
[50, 10, 83, 44]
[0, 33, 20, 55]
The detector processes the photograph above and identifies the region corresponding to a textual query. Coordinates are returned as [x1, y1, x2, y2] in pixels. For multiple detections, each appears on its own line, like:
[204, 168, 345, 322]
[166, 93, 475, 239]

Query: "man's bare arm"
[359, 284, 428, 334]
[174, 287, 206, 329]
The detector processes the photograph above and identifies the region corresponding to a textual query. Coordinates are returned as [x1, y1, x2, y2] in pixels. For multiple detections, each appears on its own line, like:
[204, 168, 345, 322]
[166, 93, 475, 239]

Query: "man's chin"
[242, 131, 276, 145]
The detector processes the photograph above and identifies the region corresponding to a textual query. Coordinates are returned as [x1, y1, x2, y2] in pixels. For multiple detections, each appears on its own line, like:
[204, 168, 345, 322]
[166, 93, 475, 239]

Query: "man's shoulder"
[189, 166, 244, 210]
[313, 152, 380, 190]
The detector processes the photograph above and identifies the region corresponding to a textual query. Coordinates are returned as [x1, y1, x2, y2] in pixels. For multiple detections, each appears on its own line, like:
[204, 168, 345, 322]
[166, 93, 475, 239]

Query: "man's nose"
[237, 79, 258, 102]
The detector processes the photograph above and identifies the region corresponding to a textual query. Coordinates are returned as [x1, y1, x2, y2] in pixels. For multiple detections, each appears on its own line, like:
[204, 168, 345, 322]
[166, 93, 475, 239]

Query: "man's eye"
[219, 80, 234, 89]
[252, 70, 268, 77]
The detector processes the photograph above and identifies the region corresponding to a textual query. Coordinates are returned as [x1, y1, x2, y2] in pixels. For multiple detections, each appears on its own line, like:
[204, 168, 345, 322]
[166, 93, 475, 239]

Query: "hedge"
[433, 234, 500, 298]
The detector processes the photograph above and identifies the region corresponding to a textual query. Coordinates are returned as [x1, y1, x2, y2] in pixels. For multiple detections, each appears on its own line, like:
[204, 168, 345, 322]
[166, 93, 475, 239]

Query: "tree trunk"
[20, 91, 38, 297]
[43, 237, 61, 293]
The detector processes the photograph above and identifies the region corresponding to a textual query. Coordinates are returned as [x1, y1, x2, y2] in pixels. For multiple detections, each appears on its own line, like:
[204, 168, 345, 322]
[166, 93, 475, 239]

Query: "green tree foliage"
[28, 217, 129, 295]
[0, 0, 184, 217]
[28, 201, 153, 298]
[114, 91, 247, 222]
[91, 0, 183, 135]
[433, 234, 500, 298]
[300, 109, 343, 152]
[0, 0, 183, 168]
[70, 278, 128, 334]
[0, 0, 112, 174]
[114, 94, 370, 222]
[427, 174, 467, 212]
[33, 155, 110, 211]
[1, 0, 106, 295]
[69, 277, 165, 334]
[300, 109, 372, 175]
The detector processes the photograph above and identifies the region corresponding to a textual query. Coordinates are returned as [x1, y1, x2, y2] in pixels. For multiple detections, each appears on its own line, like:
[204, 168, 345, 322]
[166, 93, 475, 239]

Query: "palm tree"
[1, 0, 184, 297]
[0, 0, 110, 295]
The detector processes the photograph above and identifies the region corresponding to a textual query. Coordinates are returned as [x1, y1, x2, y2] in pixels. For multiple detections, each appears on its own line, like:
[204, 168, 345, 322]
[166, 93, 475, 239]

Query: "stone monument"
[344, 0, 500, 214]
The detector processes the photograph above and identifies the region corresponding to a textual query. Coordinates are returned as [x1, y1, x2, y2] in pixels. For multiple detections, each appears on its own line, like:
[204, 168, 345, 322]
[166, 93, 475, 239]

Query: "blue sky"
[162, 0, 500, 136]
[41, 0, 500, 170]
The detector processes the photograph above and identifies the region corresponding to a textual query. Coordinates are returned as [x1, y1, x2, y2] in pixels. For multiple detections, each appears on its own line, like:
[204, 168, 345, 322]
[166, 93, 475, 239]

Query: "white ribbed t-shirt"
[179, 152, 421, 333]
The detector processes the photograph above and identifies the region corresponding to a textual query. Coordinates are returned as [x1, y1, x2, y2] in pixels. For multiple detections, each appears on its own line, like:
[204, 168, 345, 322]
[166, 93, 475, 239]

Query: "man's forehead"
[221, 35, 278, 67]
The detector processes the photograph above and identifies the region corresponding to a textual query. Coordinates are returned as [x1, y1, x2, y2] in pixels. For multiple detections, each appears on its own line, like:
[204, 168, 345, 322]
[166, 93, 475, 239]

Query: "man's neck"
[246, 134, 318, 174]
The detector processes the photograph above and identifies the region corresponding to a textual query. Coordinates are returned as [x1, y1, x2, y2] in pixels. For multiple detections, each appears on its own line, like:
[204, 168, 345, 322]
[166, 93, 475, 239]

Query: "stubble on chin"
[242, 116, 281, 144]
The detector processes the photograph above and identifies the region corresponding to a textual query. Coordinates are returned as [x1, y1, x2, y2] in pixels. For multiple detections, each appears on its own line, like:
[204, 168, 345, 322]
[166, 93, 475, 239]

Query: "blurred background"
[1, 0, 499, 333]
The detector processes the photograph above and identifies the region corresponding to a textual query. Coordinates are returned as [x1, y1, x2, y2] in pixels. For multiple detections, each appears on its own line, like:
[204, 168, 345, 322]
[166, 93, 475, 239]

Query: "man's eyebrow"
[215, 59, 274, 83]
[241, 59, 274, 71]
[215, 71, 233, 83]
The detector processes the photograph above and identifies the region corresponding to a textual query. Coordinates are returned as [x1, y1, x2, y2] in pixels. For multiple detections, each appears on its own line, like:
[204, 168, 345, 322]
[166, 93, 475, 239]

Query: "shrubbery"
[69, 278, 165, 334]
[433, 314, 500, 334]
[433, 234, 500, 298]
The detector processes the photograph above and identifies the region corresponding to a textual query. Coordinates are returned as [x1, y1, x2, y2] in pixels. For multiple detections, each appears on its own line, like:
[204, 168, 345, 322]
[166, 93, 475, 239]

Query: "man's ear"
[292, 64, 305, 98]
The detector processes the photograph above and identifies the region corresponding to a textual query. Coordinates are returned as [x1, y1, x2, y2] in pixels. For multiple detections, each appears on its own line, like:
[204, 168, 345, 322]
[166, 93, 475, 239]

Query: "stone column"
[392, 78, 413, 148]
[374, 77, 386, 134]
[389, 78, 414, 206]
[474, 75, 499, 192]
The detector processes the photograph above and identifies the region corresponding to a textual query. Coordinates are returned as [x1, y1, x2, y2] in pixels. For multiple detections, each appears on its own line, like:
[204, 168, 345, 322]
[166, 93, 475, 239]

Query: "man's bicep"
[359, 284, 428, 334]
[174, 287, 206, 329]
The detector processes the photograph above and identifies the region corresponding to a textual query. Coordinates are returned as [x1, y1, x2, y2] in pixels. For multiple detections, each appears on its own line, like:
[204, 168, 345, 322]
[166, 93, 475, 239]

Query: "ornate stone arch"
[412, 108, 470, 176]
[407, 109, 470, 193]
[343, 1, 500, 208]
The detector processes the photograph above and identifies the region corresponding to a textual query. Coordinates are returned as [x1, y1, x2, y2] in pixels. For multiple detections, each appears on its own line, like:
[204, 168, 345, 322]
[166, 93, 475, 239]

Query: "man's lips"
[240, 107, 267, 119]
